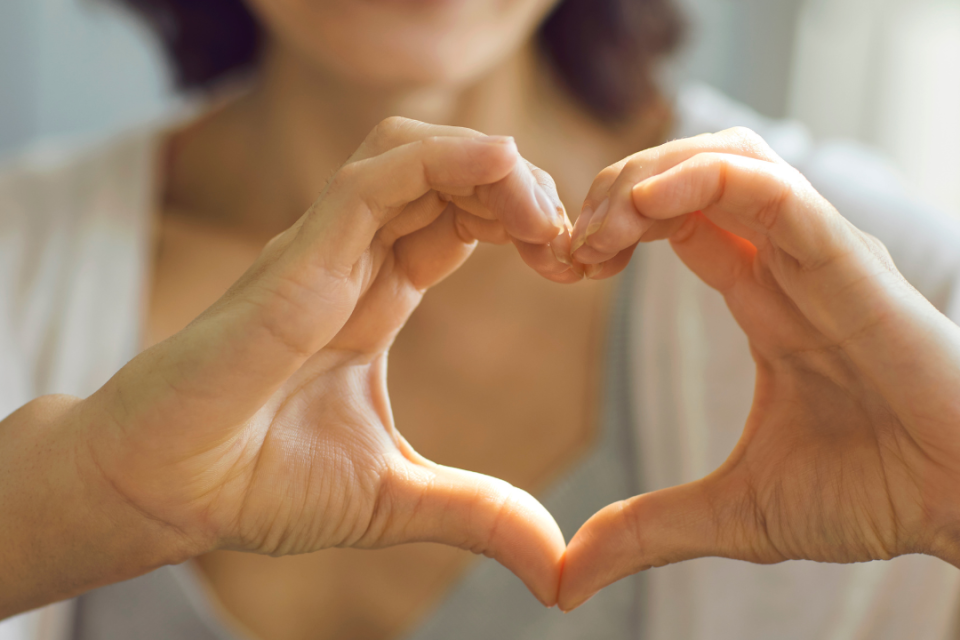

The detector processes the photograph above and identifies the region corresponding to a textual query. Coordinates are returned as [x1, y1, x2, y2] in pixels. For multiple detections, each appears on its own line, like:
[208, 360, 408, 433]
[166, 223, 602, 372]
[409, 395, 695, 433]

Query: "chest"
[388, 242, 611, 490]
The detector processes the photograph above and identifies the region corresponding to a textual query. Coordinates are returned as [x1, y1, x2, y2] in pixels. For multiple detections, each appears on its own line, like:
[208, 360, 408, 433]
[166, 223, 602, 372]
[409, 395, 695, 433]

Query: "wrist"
[0, 394, 206, 619]
[72, 392, 215, 565]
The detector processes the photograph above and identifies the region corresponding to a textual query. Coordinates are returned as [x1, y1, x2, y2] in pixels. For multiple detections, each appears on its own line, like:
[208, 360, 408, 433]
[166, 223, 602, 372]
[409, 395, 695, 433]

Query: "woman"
[2, 1, 960, 639]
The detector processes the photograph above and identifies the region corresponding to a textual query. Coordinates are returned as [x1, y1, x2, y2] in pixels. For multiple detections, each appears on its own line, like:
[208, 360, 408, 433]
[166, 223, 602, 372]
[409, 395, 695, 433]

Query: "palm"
[712, 291, 911, 565]
[215, 204, 476, 554]
[559, 128, 960, 610]
[707, 228, 960, 565]
[226, 353, 396, 554]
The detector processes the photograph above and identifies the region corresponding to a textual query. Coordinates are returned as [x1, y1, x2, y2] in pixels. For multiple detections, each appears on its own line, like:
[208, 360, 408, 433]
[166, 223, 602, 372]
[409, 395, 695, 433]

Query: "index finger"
[571, 128, 787, 264]
[351, 117, 568, 246]
[631, 152, 851, 268]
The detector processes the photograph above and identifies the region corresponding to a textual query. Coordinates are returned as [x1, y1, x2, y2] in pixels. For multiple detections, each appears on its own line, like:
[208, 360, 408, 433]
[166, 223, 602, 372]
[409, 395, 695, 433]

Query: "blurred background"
[1, 0, 958, 217]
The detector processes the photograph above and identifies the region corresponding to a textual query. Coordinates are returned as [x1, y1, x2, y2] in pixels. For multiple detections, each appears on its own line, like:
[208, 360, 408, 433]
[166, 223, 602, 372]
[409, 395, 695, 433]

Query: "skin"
[558, 127, 960, 610]
[0, 117, 589, 620]
[1, 0, 667, 633]
[146, 2, 667, 638]
[4, 0, 960, 636]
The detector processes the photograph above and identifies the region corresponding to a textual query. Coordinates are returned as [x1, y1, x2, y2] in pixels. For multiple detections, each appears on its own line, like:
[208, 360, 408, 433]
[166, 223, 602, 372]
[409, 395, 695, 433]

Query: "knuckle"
[257, 229, 293, 265]
[620, 498, 648, 555]
[698, 151, 726, 166]
[485, 489, 517, 551]
[375, 115, 410, 137]
[727, 126, 762, 144]
[755, 178, 793, 232]
[527, 161, 554, 186]
[622, 148, 654, 174]
[860, 230, 896, 265]
[725, 126, 775, 156]
[419, 135, 442, 151]
[367, 116, 414, 150]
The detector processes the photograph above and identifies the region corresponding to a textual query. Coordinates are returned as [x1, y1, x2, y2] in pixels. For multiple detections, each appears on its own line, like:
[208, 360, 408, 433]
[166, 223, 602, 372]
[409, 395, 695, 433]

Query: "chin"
[250, 0, 559, 89]
[308, 31, 519, 89]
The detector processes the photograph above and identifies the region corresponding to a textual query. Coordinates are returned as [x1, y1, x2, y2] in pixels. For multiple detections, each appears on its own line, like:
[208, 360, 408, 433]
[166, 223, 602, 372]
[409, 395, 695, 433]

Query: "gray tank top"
[71, 280, 644, 640]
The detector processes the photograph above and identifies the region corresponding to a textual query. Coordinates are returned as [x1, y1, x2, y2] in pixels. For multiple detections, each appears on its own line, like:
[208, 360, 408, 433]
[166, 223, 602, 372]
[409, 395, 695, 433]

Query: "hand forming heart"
[6, 117, 592, 616]
[558, 127, 960, 609]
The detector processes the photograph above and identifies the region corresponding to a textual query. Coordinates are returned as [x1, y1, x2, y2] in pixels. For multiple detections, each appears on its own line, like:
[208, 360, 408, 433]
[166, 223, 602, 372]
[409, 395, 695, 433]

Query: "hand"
[68, 118, 575, 607]
[559, 127, 960, 610]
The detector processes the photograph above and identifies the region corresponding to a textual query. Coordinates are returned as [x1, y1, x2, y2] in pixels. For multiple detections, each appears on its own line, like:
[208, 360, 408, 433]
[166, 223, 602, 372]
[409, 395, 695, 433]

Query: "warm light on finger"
[373, 458, 567, 607]
[630, 152, 850, 269]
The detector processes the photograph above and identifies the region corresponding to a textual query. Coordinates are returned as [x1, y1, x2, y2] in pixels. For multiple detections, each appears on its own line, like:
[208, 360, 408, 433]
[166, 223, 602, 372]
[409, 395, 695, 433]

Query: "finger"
[572, 128, 786, 261]
[395, 207, 479, 289]
[638, 217, 688, 243]
[571, 164, 622, 254]
[132, 137, 522, 432]
[569, 166, 634, 270]
[575, 242, 638, 280]
[638, 153, 927, 354]
[244, 136, 523, 358]
[454, 209, 511, 245]
[577, 128, 784, 228]
[341, 203, 578, 354]
[354, 118, 566, 246]
[376, 458, 566, 607]
[352, 116, 487, 160]
[513, 238, 584, 284]
[569, 242, 618, 266]
[527, 160, 575, 258]
[667, 212, 757, 293]
[451, 160, 566, 245]
[559, 480, 727, 612]
[629, 152, 851, 268]
[396, 203, 578, 303]
[298, 135, 521, 275]
[330, 207, 479, 353]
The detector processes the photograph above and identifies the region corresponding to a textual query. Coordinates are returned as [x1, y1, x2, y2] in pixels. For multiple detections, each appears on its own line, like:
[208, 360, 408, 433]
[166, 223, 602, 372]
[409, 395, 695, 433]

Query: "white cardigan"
[2, 84, 959, 640]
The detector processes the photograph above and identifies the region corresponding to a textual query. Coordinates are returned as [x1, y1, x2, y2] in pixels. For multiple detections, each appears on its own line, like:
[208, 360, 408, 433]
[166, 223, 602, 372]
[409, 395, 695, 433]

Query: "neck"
[165, 41, 548, 236]
[256, 39, 541, 149]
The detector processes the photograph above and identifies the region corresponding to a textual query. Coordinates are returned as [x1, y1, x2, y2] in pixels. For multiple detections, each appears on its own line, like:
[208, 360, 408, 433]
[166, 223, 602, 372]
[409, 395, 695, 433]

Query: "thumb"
[373, 457, 566, 607]
[558, 479, 730, 611]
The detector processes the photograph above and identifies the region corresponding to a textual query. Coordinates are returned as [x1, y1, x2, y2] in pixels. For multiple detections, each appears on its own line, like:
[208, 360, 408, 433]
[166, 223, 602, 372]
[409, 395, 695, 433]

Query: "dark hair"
[115, 0, 684, 122]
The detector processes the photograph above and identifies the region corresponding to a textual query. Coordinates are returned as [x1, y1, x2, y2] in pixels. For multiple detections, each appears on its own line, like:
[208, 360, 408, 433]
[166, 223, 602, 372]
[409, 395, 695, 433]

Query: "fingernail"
[571, 206, 593, 254]
[550, 236, 573, 267]
[571, 234, 587, 255]
[536, 185, 566, 232]
[584, 263, 603, 279]
[585, 198, 610, 240]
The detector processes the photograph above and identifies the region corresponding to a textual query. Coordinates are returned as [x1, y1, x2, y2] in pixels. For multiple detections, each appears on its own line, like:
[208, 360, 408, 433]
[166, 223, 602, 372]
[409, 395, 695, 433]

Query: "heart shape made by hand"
[26, 123, 960, 623]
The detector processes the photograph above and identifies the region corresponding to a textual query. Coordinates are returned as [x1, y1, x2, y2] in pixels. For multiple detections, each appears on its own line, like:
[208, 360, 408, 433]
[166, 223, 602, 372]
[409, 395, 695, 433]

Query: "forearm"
[0, 395, 193, 620]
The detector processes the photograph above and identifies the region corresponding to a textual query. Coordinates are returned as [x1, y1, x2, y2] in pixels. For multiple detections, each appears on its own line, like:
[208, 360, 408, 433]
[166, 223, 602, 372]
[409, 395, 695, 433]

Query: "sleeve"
[0, 131, 154, 413]
[0, 159, 58, 418]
